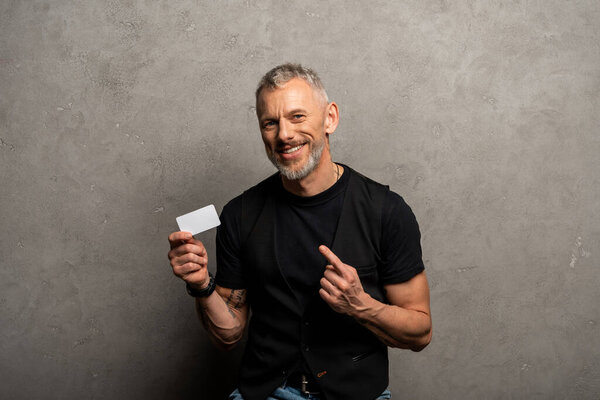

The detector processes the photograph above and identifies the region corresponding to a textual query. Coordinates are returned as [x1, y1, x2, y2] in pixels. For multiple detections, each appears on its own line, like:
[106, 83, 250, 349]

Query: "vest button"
[304, 321, 310, 326]
[304, 345, 310, 352]
[282, 370, 287, 376]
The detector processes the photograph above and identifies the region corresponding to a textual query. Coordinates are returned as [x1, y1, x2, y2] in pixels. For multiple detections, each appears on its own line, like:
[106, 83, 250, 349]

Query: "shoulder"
[345, 166, 420, 230]
[383, 191, 418, 224]
[346, 166, 389, 189]
[219, 172, 279, 243]
[240, 172, 279, 202]
[345, 166, 415, 209]
[221, 173, 279, 216]
[344, 166, 390, 202]
[236, 172, 279, 219]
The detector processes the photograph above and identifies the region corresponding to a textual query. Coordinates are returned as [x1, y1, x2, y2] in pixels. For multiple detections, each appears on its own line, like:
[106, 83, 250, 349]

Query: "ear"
[324, 102, 340, 135]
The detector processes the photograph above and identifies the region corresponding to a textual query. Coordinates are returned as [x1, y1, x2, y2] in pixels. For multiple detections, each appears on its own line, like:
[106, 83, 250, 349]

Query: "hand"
[318, 245, 370, 316]
[168, 231, 209, 290]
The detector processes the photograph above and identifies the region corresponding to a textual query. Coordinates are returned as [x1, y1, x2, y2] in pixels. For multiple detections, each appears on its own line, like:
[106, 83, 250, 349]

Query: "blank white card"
[176, 204, 221, 235]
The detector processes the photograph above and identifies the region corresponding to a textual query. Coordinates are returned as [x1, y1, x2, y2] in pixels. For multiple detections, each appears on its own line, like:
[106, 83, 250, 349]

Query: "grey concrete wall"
[1, 1, 598, 399]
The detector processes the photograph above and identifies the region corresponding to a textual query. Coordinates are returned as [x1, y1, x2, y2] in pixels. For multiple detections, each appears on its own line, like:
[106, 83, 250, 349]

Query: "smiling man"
[168, 63, 432, 400]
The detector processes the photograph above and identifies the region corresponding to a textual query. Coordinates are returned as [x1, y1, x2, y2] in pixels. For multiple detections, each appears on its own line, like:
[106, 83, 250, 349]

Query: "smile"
[281, 144, 305, 154]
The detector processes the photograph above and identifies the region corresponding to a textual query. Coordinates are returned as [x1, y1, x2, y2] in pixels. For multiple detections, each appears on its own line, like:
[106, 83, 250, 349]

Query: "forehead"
[257, 78, 322, 116]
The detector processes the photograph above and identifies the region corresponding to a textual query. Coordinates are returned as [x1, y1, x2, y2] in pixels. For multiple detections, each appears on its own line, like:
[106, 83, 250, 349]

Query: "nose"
[277, 119, 294, 142]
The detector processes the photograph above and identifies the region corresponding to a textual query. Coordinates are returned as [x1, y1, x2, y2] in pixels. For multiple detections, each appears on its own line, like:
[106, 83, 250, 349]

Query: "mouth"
[275, 143, 306, 162]
[280, 144, 305, 154]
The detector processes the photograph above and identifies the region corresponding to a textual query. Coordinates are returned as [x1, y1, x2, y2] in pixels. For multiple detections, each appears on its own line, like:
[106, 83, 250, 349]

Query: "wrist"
[188, 280, 210, 291]
[350, 292, 379, 320]
[186, 273, 216, 298]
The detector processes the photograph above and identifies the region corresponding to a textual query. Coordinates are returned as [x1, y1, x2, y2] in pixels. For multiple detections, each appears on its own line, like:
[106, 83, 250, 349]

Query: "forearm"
[194, 290, 246, 350]
[352, 294, 432, 351]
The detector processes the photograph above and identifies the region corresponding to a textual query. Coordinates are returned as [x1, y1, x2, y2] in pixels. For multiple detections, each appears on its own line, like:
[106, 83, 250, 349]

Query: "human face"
[257, 78, 330, 181]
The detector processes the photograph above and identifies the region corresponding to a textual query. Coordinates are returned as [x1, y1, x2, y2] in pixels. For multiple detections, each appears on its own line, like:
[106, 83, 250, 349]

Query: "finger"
[319, 287, 335, 305]
[174, 253, 207, 267]
[169, 243, 207, 259]
[174, 261, 204, 276]
[320, 276, 340, 296]
[323, 268, 346, 290]
[186, 238, 204, 246]
[168, 231, 193, 249]
[319, 245, 346, 272]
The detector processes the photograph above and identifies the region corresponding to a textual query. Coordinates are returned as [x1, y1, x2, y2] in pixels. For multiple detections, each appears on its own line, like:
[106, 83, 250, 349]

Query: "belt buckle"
[300, 374, 320, 396]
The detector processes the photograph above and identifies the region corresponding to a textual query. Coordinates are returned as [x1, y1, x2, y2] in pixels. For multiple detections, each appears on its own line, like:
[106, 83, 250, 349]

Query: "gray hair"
[255, 63, 329, 106]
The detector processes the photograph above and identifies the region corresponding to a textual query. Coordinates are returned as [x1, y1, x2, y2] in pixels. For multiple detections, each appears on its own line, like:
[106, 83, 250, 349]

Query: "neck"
[281, 152, 343, 197]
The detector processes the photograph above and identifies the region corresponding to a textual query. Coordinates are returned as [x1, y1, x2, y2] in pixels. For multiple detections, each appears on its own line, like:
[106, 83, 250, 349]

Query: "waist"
[286, 370, 321, 395]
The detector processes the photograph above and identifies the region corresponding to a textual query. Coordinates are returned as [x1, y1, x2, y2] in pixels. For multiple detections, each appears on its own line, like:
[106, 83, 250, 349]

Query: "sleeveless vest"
[238, 168, 390, 400]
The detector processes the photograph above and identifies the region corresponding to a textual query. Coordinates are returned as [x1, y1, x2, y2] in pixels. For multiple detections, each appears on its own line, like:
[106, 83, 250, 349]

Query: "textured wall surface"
[1, 1, 599, 399]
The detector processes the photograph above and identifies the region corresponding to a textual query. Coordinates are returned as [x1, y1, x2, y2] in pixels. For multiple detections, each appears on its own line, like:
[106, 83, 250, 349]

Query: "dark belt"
[287, 371, 321, 395]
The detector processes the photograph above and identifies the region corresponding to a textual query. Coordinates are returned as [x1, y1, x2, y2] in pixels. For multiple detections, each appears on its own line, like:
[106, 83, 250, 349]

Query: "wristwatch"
[186, 273, 216, 298]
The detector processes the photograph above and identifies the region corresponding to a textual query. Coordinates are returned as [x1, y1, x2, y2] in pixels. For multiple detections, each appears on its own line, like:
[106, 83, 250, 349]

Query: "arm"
[195, 286, 249, 350]
[168, 231, 248, 350]
[318, 245, 432, 351]
[354, 272, 431, 351]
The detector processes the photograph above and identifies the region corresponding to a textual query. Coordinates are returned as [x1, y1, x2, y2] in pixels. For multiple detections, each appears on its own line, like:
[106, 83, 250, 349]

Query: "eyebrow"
[286, 108, 308, 116]
[259, 108, 308, 122]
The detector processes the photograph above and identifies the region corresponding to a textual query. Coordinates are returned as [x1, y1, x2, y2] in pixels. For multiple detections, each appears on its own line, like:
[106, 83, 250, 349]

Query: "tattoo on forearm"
[195, 289, 248, 345]
[225, 289, 247, 310]
[226, 308, 236, 319]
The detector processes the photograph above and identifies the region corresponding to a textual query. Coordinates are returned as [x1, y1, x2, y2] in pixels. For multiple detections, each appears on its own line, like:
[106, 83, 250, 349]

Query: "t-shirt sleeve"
[379, 191, 425, 285]
[214, 196, 246, 289]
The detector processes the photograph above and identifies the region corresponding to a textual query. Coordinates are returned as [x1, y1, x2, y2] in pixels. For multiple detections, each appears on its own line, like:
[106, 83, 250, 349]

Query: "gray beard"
[267, 139, 325, 181]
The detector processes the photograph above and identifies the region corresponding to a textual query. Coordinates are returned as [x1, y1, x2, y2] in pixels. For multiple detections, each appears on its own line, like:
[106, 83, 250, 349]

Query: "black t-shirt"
[215, 166, 425, 308]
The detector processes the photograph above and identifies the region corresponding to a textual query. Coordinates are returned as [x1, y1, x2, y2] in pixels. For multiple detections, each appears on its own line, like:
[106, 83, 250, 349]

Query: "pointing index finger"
[319, 245, 344, 271]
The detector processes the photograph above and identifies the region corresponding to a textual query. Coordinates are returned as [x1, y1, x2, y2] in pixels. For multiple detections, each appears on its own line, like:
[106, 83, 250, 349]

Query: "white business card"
[176, 204, 221, 235]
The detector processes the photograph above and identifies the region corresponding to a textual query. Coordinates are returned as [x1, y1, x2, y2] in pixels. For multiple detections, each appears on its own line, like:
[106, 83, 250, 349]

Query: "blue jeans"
[229, 386, 392, 399]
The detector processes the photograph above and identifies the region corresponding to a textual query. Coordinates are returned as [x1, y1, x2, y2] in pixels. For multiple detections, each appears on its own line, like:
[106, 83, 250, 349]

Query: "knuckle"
[184, 261, 198, 270]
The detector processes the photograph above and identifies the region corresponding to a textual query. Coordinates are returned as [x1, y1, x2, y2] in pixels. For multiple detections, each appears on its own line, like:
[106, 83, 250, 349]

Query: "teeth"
[283, 144, 303, 154]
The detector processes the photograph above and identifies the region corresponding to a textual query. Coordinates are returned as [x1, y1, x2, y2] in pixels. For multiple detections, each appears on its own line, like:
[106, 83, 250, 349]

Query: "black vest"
[238, 168, 390, 400]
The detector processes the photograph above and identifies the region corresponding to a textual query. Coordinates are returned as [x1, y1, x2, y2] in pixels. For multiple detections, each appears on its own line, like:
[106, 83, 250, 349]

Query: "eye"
[293, 114, 305, 120]
[263, 121, 276, 129]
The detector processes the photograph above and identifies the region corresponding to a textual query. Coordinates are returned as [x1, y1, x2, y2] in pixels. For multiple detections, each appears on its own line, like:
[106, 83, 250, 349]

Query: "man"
[168, 63, 431, 400]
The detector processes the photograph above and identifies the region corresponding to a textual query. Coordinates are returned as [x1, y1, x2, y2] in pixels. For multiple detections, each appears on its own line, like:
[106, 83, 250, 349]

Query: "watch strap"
[186, 273, 216, 298]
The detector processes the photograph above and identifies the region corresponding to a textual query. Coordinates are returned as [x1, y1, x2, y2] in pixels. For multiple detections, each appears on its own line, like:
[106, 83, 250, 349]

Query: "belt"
[287, 371, 321, 395]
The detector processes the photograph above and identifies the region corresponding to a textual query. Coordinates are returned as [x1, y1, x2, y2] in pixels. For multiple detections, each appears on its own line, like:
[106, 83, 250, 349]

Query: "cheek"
[307, 121, 325, 135]
[260, 131, 272, 145]
[261, 135, 278, 152]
